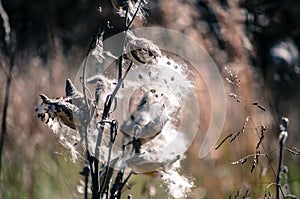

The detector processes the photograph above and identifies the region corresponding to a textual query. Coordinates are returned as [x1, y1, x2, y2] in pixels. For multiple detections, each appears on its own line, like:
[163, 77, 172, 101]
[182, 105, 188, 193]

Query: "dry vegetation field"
[0, 0, 299, 198]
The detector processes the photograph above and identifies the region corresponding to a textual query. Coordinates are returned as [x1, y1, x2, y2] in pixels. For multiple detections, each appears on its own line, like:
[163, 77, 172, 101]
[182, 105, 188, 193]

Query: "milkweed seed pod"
[124, 37, 162, 65]
[121, 84, 180, 145]
[36, 79, 85, 130]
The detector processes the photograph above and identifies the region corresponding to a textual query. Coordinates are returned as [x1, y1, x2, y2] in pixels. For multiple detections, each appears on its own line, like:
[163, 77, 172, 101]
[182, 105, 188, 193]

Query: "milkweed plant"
[36, 1, 195, 198]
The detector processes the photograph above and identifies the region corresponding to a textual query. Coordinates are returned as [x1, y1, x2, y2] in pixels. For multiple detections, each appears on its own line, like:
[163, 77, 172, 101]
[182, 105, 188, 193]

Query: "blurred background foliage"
[0, 0, 299, 198]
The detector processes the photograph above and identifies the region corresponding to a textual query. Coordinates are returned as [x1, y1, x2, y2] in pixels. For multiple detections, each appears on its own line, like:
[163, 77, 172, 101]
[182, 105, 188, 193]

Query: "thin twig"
[100, 121, 118, 195]
[276, 118, 288, 199]
[231, 152, 265, 165]
[117, 0, 142, 81]
[284, 147, 300, 155]
[126, 0, 142, 29]
[230, 116, 249, 142]
[215, 133, 233, 150]
[79, 161, 90, 199]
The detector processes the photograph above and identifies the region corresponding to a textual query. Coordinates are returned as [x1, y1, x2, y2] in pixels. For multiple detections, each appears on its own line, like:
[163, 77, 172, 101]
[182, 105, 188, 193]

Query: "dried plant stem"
[84, 174, 89, 199]
[79, 161, 90, 199]
[0, 0, 14, 176]
[80, 0, 139, 197]
[0, 50, 14, 175]
[99, 121, 117, 196]
[243, 108, 285, 197]
[117, 0, 142, 80]
[230, 152, 265, 165]
[276, 134, 285, 199]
